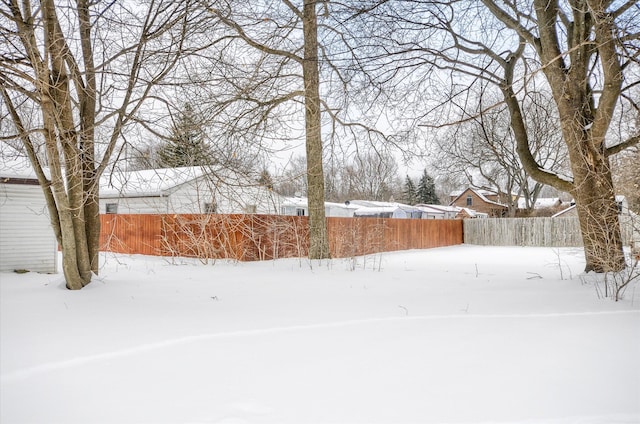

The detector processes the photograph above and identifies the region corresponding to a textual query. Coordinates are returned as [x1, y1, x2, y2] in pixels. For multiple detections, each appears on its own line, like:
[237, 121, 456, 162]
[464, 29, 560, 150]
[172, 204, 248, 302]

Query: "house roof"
[517, 197, 562, 209]
[348, 200, 419, 211]
[415, 204, 460, 213]
[281, 196, 310, 208]
[449, 187, 507, 208]
[552, 196, 629, 218]
[552, 205, 575, 218]
[100, 166, 269, 198]
[0, 145, 35, 180]
[353, 206, 402, 216]
[100, 167, 208, 198]
[450, 188, 498, 197]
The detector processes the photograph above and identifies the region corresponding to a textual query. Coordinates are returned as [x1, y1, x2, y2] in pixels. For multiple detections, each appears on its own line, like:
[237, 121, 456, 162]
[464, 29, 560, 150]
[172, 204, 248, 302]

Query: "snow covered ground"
[1, 245, 639, 424]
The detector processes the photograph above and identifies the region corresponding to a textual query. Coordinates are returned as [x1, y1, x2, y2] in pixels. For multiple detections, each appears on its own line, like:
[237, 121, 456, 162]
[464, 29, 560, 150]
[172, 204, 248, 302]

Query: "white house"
[280, 196, 309, 216]
[517, 197, 564, 210]
[280, 197, 359, 217]
[349, 200, 423, 219]
[100, 166, 285, 215]
[0, 159, 58, 273]
[414, 204, 461, 219]
[280, 198, 427, 218]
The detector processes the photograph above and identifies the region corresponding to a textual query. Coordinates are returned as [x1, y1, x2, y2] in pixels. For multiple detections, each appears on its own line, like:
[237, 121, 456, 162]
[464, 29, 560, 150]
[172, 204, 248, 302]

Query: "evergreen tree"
[403, 175, 418, 205]
[158, 104, 212, 168]
[257, 169, 274, 190]
[417, 170, 439, 204]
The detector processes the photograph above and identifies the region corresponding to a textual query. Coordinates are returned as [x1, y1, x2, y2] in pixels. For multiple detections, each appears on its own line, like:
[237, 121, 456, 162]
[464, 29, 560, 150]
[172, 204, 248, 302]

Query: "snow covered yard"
[1, 245, 639, 424]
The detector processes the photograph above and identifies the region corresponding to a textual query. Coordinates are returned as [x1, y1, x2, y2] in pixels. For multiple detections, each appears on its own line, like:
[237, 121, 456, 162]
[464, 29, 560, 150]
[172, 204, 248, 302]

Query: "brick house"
[449, 188, 508, 217]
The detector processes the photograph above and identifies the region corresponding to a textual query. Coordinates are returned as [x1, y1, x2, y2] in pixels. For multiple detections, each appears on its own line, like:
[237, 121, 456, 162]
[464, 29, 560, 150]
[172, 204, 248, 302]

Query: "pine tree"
[158, 104, 212, 168]
[258, 169, 274, 190]
[403, 175, 418, 205]
[417, 170, 439, 204]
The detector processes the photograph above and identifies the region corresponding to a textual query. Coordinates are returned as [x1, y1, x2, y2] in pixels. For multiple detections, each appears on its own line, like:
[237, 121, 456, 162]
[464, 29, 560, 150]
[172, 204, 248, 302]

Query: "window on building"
[244, 204, 257, 214]
[105, 203, 118, 214]
[466, 195, 473, 206]
[296, 208, 306, 216]
[204, 202, 216, 214]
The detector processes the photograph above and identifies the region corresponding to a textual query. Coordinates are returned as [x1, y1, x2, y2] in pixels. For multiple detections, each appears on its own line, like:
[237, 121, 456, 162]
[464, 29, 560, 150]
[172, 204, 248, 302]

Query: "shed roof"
[102, 166, 270, 196]
[0, 157, 38, 181]
[100, 167, 207, 197]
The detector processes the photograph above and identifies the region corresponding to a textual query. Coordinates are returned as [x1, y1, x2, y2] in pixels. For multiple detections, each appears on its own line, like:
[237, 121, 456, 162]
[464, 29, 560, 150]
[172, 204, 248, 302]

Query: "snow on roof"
[0, 157, 38, 180]
[101, 165, 272, 198]
[552, 196, 628, 218]
[552, 205, 575, 218]
[414, 205, 446, 214]
[517, 197, 562, 209]
[349, 200, 418, 210]
[469, 188, 507, 207]
[353, 206, 400, 216]
[281, 196, 308, 207]
[415, 204, 460, 213]
[459, 207, 477, 217]
[326, 201, 358, 210]
[100, 167, 208, 197]
[450, 188, 502, 197]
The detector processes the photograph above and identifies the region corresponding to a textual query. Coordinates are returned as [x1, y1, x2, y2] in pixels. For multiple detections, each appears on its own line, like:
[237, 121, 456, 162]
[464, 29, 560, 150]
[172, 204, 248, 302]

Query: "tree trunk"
[84, 177, 101, 275]
[570, 149, 625, 273]
[302, 0, 330, 259]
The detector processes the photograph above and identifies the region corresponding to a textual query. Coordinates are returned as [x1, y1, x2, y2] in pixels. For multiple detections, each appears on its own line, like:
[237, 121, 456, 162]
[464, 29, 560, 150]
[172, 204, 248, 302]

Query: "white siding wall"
[0, 183, 58, 273]
[100, 177, 284, 215]
[100, 196, 169, 214]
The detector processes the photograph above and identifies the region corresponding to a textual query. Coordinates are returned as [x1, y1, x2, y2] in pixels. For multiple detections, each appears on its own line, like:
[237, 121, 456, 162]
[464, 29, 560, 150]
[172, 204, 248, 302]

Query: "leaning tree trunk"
[302, 0, 330, 259]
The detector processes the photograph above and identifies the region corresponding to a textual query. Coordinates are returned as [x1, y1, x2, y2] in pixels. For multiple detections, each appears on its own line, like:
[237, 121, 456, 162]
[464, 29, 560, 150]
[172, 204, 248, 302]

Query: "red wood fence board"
[100, 214, 463, 261]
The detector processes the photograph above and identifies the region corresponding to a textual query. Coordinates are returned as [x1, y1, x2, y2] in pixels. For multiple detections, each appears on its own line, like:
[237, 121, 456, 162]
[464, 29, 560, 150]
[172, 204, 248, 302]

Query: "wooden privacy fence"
[464, 216, 637, 247]
[100, 214, 463, 261]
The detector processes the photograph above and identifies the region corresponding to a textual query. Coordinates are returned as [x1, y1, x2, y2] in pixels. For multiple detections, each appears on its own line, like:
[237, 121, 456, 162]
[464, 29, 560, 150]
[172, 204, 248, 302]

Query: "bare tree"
[200, 1, 404, 259]
[275, 155, 308, 197]
[0, 0, 205, 288]
[201, 1, 335, 258]
[432, 91, 567, 215]
[275, 150, 403, 203]
[336, 151, 401, 201]
[367, 0, 639, 272]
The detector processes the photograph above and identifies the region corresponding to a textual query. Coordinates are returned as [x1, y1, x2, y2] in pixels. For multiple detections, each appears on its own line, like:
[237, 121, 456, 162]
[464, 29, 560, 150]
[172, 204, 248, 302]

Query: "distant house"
[415, 204, 460, 219]
[280, 197, 310, 217]
[552, 196, 629, 218]
[100, 166, 284, 215]
[0, 159, 58, 273]
[454, 207, 488, 219]
[553, 196, 639, 251]
[326, 201, 358, 217]
[515, 197, 570, 217]
[280, 198, 423, 219]
[449, 188, 508, 217]
[349, 200, 423, 219]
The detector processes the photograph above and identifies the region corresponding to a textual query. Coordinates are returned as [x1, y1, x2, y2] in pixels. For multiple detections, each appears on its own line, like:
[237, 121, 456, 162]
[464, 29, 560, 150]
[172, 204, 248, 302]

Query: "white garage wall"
[0, 182, 58, 273]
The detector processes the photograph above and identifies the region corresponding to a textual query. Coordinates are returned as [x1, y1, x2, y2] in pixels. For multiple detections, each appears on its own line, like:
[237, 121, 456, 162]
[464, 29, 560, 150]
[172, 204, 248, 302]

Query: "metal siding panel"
[0, 184, 58, 273]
